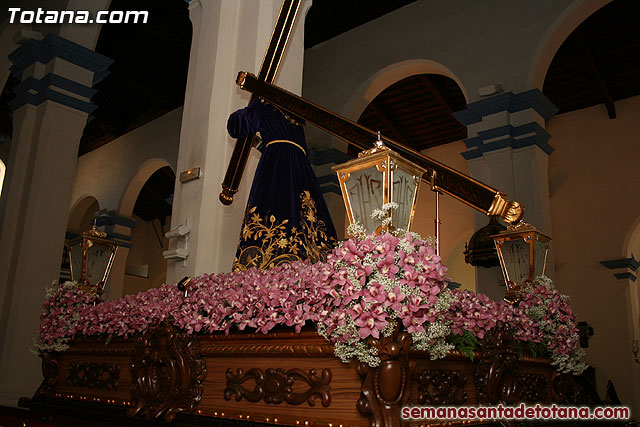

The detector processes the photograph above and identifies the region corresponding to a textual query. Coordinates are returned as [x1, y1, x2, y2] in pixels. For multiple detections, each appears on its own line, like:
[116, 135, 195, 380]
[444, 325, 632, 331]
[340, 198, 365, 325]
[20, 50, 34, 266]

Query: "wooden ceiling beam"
[368, 101, 412, 147]
[418, 74, 467, 132]
[576, 31, 616, 119]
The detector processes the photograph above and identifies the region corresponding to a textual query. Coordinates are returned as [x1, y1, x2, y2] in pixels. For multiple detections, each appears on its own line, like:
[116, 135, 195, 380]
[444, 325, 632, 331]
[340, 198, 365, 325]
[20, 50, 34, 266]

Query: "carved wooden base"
[128, 319, 207, 422]
[32, 322, 604, 427]
[356, 330, 414, 427]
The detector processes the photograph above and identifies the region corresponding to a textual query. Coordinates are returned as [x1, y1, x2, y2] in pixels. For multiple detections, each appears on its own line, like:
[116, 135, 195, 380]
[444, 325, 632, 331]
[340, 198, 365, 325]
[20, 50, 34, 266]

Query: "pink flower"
[355, 311, 387, 339]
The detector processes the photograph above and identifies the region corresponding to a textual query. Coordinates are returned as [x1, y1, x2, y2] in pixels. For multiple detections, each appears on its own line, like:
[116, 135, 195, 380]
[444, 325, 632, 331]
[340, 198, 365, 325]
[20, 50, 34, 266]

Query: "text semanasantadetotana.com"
[8, 8, 148, 25]
[402, 404, 630, 421]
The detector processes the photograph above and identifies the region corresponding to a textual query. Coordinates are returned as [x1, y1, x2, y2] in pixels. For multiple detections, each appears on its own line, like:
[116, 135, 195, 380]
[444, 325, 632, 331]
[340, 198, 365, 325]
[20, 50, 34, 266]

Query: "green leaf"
[448, 331, 478, 361]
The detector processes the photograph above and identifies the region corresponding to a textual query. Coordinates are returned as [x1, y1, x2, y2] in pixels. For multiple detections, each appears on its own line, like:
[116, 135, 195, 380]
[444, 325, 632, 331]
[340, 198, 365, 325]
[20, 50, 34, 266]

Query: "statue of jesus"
[227, 98, 338, 271]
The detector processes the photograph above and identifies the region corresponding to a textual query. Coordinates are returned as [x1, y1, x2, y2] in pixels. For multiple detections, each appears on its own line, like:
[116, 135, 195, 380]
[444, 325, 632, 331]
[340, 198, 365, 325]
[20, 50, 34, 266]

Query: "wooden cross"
[218, 0, 524, 224]
[233, 72, 524, 224]
[219, 0, 302, 205]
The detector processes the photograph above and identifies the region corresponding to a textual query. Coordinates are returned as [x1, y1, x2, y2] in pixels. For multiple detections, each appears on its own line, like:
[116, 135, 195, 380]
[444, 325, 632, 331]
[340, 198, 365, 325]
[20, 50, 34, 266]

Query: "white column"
[0, 33, 111, 405]
[167, 0, 310, 282]
[454, 90, 557, 299]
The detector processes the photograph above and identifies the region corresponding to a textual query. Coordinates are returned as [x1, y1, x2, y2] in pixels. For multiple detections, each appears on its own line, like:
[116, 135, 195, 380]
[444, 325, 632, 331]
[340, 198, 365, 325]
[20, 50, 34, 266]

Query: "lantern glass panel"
[392, 168, 417, 230]
[346, 166, 383, 234]
[501, 238, 530, 286]
[69, 243, 83, 282]
[534, 239, 548, 277]
[86, 242, 111, 286]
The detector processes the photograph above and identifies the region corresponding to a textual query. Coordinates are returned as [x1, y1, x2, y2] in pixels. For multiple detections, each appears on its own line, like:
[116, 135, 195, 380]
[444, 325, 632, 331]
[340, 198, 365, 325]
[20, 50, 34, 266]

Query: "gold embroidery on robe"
[233, 191, 337, 271]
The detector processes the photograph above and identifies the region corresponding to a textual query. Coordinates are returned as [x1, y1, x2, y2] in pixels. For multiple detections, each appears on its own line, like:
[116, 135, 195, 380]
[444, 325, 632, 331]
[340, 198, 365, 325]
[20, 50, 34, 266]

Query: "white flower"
[381, 202, 398, 211]
[347, 222, 367, 239]
[371, 208, 388, 221]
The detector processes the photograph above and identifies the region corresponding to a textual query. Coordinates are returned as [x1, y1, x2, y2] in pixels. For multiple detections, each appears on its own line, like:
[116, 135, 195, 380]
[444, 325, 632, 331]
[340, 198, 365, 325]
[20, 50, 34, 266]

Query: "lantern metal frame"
[333, 136, 427, 235]
[492, 222, 551, 304]
[66, 223, 119, 298]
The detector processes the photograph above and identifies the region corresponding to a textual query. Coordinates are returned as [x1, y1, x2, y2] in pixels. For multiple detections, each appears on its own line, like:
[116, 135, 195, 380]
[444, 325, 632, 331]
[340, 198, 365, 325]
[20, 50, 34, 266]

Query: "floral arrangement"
[33, 280, 95, 354]
[516, 276, 586, 374]
[36, 213, 586, 375]
[317, 230, 455, 366]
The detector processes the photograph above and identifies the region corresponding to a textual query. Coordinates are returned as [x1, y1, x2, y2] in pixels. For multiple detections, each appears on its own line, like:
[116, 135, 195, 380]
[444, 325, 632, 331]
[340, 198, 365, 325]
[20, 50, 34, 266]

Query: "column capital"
[8, 33, 113, 114]
[94, 212, 138, 248]
[601, 255, 639, 282]
[461, 122, 554, 160]
[9, 33, 113, 83]
[453, 89, 558, 126]
[454, 89, 558, 160]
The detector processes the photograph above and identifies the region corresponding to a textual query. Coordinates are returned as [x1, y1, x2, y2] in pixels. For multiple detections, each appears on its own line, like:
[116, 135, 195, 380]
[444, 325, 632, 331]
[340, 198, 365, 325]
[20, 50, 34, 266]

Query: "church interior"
[0, 0, 639, 425]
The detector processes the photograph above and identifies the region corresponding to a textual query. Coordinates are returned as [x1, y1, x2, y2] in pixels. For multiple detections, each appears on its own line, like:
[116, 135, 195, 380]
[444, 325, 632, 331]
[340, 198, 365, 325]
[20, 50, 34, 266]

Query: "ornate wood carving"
[551, 373, 602, 405]
[474, 321, 520, 404]
[415, 368, 468, 405]
[65, 346, 133, 356]
[39, 352, 61, 393]
[356, 328, 415, 427]
[66, 362, 120, 390]
[515, 373, 548, 402]
[224, 367, 332, 406]
[128, 319, 207, 422]
[201, 343, 334, 356]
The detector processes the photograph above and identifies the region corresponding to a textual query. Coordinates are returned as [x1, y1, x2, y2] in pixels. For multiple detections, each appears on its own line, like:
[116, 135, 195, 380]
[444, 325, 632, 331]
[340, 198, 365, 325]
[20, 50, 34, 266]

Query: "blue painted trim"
[453, 89, 558, 126]
[511, 90, 558, 119]
[95, 215, 138, 229]
[106, 232, 133, 248]
[9, 33, 113, 84]
[9, 86, 96, 113]
[108, 233, 132, 242]
[309, 148, 352, 166]
[614, 272, 637, 282]
[44, 73, 97, 98]
[9, 73, 98, 113]
[446, 280, 462, 290]
[461, 122, 553, 160]
[92, 69, 111, 85]
[601, 255, 639, 272]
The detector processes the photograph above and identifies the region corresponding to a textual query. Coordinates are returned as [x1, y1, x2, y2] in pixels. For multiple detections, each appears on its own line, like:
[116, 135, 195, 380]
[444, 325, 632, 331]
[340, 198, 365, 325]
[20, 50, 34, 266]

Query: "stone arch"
[0, 158, 5, 198]
[67, 194, 100, 233]
[622, 215, 640, 406]
[342, 59, 468, 121]
[116, 159, 175, 297]
[57, 0, 112, 49]
[118, 158, 173, 217]
[527, 0, 612, 90]
[623, 215, 640, 259]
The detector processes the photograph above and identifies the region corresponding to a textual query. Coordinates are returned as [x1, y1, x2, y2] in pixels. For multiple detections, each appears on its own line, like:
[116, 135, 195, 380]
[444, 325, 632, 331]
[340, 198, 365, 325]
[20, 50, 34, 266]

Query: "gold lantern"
[332, 132, 427, 235]
[492, 222, 551, 303]
[66, 222, 119, 298]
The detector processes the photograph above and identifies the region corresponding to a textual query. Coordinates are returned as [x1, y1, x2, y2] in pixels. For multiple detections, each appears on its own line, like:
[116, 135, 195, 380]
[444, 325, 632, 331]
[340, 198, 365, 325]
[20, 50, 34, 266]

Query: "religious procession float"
[25, 99, 603, 426]
[21, 1, 611, 426]
[29, 222, 597, 427]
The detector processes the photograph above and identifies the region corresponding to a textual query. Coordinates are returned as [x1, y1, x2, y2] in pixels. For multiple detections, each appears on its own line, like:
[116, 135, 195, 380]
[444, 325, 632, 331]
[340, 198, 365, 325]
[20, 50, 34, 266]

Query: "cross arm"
[236, 71, 524, 224]
[219, 0, 302, 205]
